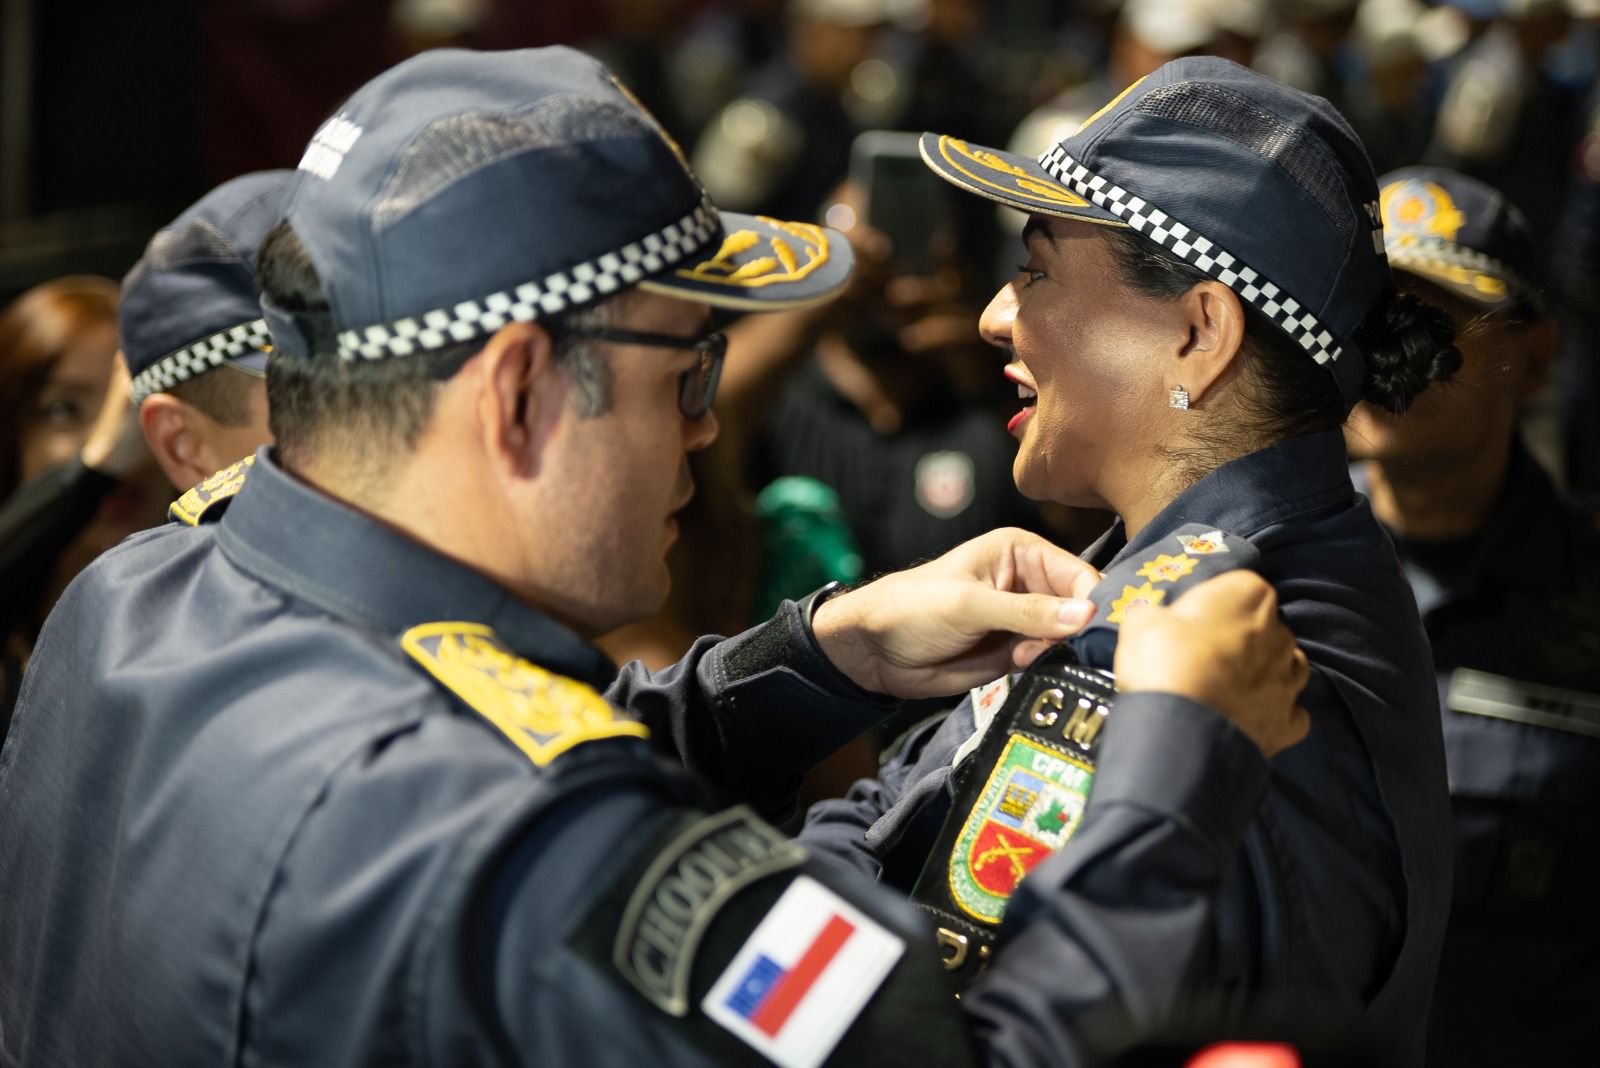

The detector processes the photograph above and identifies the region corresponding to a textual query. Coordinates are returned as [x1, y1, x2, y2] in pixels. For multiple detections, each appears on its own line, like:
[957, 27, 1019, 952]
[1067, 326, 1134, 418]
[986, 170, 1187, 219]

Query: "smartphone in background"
[849, 130, 957, 278]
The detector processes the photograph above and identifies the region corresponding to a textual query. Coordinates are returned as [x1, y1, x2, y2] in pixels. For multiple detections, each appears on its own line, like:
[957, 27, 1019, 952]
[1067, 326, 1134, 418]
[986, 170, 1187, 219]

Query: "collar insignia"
[401, 622, 648, 765]
[169, 454, 255, 526]
[1135, 552, 1199, 584]
[1106, 581, 1166, 624]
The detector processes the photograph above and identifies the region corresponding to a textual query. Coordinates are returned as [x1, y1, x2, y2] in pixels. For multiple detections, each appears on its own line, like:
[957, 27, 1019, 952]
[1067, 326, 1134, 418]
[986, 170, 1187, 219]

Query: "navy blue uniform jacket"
[802, 431, 1454, 1062]
[1357, 443, 1600, 1064]
[0, 449, 1273, 1067]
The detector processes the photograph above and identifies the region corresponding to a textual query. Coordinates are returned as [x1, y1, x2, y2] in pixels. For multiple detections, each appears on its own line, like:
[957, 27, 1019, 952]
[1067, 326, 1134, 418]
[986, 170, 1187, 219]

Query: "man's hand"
[1114, 571, 1311, 758]
[78, 355, 150, 480]
[812, 528, 1100, 699]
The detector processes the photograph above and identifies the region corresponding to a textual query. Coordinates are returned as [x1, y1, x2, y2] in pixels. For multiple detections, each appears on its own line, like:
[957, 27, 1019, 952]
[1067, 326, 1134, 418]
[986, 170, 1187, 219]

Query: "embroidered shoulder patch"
[400, 622, 648, 765]
[947, 735, 1094, 924]
[613, 806, 805, 1015]
[168, 454, 255, 526]
[703, 875, 904, 1068]
[1106, 581, 1166, 623]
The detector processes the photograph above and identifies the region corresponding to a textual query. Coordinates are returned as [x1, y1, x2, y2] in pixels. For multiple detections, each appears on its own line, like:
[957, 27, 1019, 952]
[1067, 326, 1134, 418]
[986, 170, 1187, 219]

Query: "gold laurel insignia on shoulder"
[401, 622, 648, 766]
[169, 454, 256, 526]
[1135, 553, 1198, 584]
[675, 219, 830, 289]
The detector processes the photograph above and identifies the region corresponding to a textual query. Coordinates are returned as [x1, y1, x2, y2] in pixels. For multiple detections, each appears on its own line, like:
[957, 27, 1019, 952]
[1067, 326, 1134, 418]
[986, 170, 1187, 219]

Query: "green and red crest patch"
[949, 735, 1094, 924]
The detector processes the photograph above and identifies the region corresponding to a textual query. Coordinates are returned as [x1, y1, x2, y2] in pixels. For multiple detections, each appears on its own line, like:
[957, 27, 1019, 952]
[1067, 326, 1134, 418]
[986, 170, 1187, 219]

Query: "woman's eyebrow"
[1021, 217, 1057, 250]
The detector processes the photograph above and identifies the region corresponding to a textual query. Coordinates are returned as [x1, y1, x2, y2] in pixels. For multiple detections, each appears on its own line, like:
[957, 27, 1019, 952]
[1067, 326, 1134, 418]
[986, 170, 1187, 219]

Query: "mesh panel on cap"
[1135, 81, 1356, 242]
[373, 100, 650, 231]
[141, 219, 243, 268]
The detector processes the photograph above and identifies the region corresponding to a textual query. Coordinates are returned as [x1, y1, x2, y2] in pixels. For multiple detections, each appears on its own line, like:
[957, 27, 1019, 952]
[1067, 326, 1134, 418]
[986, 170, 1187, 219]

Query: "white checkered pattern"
[336, 199, 720, 361]
[1039, 146, 1344, 367]
[131, 319, 272, 405]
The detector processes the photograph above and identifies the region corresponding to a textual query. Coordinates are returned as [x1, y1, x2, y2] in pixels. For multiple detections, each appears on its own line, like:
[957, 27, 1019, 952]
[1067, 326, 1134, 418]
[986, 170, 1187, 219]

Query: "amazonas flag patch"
[703, 876, 903, 1068]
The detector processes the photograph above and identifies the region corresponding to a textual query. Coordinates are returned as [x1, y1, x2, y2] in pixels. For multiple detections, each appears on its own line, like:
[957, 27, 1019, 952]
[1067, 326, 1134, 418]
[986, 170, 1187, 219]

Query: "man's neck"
[1360, 436, 1514, 542]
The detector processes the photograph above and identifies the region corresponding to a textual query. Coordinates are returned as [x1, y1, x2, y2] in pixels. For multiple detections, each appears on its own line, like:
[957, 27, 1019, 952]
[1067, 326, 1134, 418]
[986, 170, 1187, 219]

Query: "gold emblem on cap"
[675, 218, 830, 288]
[1381, 179, 1467, 245]
[935, 136, 1091, 210]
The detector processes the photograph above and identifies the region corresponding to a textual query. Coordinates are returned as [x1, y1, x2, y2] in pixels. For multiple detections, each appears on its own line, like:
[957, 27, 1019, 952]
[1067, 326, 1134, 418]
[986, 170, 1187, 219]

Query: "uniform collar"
[216, 447, 616, 689]
[1086, 430, 1355, 568]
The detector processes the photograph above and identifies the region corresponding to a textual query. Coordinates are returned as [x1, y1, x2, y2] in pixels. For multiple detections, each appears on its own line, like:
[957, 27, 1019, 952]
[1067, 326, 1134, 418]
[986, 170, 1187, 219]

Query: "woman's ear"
[1173, 280, 1247, 407]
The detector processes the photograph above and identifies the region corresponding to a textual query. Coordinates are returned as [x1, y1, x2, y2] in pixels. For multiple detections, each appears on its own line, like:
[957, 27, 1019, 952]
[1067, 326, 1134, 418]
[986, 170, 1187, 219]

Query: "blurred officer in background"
[0, 171, 287, 735]
[1347, 165, 1600, 1065]
[0, 47, 1311, 1067]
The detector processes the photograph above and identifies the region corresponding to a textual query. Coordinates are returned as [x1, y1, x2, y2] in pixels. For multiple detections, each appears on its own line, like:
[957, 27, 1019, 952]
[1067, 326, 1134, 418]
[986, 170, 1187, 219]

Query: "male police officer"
[0, 49, 1308, 1066]
[123, 169, 288, 488]
[1347, 166, 1600, 1065]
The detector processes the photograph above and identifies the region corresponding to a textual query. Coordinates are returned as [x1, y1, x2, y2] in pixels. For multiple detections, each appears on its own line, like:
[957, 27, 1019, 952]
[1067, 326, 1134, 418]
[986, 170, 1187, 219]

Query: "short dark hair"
[1100, 226, 1458, 486]
[255, 221, 618, 474]
[164, 363, 261, 426]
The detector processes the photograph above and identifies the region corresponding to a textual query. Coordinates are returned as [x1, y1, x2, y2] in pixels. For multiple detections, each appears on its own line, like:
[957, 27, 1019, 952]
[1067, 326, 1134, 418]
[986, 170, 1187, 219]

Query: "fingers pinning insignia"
[169, 454, 256, 526]
[401, 622, 648, 765]
[1107, 582, 1167, 624]
[1135, 552, 1199, 584]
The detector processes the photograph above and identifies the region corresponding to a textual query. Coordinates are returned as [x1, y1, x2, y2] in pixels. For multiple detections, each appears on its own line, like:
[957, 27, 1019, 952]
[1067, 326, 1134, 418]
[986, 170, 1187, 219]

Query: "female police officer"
[802, 56, 1460, 1063]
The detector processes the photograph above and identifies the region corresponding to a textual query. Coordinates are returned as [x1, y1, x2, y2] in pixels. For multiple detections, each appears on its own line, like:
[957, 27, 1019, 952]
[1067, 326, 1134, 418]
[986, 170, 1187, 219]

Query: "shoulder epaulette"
[400, 621, 649, 766]
[168, 455, 255, 526]
[1069, 523, 1262, 668]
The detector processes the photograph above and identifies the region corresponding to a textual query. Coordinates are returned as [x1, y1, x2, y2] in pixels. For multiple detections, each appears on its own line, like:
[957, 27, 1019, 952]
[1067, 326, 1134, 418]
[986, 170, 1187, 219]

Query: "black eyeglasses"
[554, 325, 727, 419]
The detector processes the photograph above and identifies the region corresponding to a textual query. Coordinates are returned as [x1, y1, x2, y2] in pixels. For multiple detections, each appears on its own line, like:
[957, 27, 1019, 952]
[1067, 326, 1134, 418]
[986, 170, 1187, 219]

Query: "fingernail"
[1057, 599, 1095, 626]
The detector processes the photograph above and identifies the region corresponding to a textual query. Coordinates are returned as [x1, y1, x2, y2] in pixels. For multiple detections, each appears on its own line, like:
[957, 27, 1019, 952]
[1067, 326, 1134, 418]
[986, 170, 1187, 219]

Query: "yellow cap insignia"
[935, 135, 1091, 211]
[1135, 553, 1199, 584]
[169, 454, 255, 526]
[1380, 179, 1466, 246]
[675, 219, 830, 288]
[1106, 582, 1166, 624]
[401, 622, 648, 766]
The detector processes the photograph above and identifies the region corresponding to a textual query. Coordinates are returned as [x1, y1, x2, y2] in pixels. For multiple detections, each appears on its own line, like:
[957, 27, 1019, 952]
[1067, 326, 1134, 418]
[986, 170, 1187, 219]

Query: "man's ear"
[1514, 316, 1557, 401]
[474, 321, 565, 478]
[138, 394, 214, 489]
[1172, 280, 1248, 406]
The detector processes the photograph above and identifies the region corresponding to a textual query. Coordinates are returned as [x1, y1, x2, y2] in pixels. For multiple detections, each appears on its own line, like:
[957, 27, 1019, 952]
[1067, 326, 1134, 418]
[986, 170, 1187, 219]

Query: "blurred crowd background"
[3, 0, 1598, 789]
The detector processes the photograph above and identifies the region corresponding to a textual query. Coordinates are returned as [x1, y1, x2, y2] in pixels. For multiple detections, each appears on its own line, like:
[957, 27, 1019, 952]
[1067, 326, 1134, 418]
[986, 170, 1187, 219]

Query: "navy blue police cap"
[920, 56, 1391, 410]
[267, 47, 853, 363]
[1377, 166, 1541, 311]
[122, 170, 293, 405]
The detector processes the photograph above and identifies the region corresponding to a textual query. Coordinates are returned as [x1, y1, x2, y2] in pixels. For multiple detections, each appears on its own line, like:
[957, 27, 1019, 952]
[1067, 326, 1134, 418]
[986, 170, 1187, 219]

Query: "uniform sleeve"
[605, 597, 900, 819]
[436, 693, 1269, 1068]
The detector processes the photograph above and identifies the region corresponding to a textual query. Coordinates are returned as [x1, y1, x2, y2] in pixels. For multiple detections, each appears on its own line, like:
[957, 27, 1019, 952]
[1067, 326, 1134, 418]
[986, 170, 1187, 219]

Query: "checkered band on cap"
[131, 319, 272, 405]
[1039, 146, 1344, 367]
[337, 198, 720, 361]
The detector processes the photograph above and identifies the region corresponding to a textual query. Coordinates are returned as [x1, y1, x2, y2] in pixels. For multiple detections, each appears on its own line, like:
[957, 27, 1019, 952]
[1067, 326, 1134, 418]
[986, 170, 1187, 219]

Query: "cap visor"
[918, 131, 1126, 226]
[1390, 255, 1516, 309]
[639, 212, 854, 312]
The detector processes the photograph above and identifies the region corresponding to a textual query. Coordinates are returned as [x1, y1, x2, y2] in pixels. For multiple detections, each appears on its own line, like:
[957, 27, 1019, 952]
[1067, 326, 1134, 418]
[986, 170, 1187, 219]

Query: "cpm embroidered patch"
[169, 454, 255, 526]
[947, 735, 1093, 924]
[703, 875, 904, 1068]
[613, 806, 805, 1016]
[400, 622, 648, 765]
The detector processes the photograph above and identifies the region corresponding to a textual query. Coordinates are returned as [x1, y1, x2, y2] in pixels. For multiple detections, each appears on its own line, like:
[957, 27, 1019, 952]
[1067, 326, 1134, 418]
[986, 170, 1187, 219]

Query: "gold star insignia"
[1135, 553, 1199, 584]
[1107, 582, 1166, 624]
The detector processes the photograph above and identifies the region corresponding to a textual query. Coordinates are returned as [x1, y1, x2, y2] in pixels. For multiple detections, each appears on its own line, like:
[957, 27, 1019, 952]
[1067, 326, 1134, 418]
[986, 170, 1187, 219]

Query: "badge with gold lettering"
[401, 622, 648, 765]
[947, 735, 1094, 925]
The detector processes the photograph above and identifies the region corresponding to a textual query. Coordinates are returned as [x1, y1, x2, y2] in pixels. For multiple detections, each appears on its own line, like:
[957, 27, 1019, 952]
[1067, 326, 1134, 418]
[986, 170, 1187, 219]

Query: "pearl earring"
[1169, 385, 1190, 410]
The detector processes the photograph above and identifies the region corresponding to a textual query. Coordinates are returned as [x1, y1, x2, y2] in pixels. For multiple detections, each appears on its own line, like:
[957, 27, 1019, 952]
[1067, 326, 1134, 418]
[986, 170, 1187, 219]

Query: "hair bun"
[1359, 292, 1461, 414]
